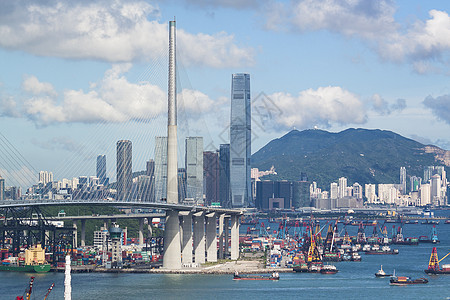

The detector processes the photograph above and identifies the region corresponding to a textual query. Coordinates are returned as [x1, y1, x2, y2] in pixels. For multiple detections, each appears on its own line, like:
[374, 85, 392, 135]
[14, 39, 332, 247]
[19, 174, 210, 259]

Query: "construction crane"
[43, 283, 55, 300]
[425, 247, 450, 274]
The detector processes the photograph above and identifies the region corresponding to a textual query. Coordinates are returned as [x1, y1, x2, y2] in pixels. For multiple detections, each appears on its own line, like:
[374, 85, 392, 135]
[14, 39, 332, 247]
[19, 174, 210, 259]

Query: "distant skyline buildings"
[230, 73, 251, 208]
[203, 151, 219, 206]
[219, 144, 231, 208]
[116, 140, 132, 201]
[400, 167, 406, 195]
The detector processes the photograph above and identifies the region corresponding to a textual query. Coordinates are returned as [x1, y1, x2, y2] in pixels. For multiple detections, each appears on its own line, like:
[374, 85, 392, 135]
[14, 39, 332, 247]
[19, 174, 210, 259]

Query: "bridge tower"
[163, 20, 182, 269]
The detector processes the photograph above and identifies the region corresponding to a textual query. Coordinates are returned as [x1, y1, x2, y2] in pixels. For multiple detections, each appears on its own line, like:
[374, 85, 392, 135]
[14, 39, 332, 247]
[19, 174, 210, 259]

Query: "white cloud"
[423, 94, 450, 125]
[262, 0, 450, 73]
[22, 75, 57, 97]
[14, 65, 220, 126]
[379, 10, 450, 68]
[0, 0, 253, 68]
[267, 86, 367, 130]
[270, 0, 397, 39]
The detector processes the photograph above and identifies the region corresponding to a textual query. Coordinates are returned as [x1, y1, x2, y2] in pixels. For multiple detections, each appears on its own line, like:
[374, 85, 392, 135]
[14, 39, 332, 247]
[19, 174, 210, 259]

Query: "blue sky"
[1, 0, 450, 187]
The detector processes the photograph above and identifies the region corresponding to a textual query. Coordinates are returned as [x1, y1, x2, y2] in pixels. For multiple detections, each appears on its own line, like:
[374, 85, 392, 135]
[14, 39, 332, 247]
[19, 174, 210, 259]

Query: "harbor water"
[1, 214, 449, 299]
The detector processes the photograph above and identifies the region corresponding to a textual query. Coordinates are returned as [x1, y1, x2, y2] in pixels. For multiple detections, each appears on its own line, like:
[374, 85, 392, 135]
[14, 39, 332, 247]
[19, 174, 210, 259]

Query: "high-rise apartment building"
[230, 73, 251, 208]
[185, 137, 203, 203]
[39, 171, 53, 186]
[365, 184, 377, 203]
[219, 144, 231, 208]
[400, 167, 406, 194]
[116, 140, 132, 201]
[330, 182, 338, 199]
[338, 177, 347, 199]
[97, 155, 107, 185]
[154, 137, 167, 202]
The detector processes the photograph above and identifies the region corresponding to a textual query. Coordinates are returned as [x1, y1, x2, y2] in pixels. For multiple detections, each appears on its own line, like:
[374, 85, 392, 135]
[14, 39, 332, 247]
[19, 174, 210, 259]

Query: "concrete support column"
[139, 218, 144, 246]
[180, 212, 193, 265]
[230, 215, 239, 260]
[162, 210, 182, 269]
[193, 212, 205, 264]
[206, 213, 217, 262]
[218, 214, 224, 259]
[81, 219, 86, 247]
[73, 221, 78, 248]
[224, 217, 229, 257]
[147, 218, 153, 238]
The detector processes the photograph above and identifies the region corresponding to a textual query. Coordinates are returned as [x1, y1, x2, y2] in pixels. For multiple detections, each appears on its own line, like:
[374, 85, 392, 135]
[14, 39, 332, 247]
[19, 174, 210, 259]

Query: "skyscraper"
[154, 137, 167, 202]
[400, 166, 406, 195]
[185, 137, 203, 203]
[116, 140, 132, 201]
[0, 175, 4, 201]
[230, 73, 251, 208]
[219, 144, 231, 208]
[203, 151, 219, 206]
[97, 155, 107, 185]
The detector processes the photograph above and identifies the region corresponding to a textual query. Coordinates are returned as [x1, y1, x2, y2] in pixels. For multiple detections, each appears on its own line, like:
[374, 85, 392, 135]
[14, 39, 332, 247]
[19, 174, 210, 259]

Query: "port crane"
[427, 247, 450, 271]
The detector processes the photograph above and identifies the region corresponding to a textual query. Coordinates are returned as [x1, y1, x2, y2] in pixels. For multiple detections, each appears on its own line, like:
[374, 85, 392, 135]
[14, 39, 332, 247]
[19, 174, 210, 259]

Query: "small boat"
[320, 264, 338, 274]
[390, 276, 428, 285]
[365, 245, 399, 255]
[233, 272, 280, 281]
[375, 265, 392, 277]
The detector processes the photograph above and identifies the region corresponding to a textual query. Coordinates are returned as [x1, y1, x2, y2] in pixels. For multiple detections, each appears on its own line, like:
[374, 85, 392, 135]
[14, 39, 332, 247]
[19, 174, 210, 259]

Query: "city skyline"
[1, 1, 450, 186]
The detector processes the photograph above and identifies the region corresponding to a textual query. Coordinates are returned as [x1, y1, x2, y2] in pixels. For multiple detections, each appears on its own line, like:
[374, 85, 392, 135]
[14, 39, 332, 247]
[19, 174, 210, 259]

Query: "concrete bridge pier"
[206, 213, 217, 262]
[218, 214, 224, 259]
[139, 218, 144, 246]
[162, 210, 182, 269]
[230, 214, 239, 260]
[72, 221, 78, 248]
[180, 211, 193, 265]
[224, 216, 229, 257]
[81, 219, 86, 247]
[193, 211, 205, 264]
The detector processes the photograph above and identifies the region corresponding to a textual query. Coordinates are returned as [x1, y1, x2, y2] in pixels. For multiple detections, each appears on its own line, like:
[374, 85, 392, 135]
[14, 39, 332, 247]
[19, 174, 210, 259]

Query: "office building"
[219, 144, 231, 208]
[116, 140, 132, 201]
[185, 137, 203, 203]
[230, 73, 251, 208]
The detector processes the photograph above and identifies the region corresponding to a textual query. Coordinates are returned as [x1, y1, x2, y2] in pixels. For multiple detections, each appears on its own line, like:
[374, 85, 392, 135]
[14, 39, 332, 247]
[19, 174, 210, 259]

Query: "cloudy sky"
[1, 0, 450, 186]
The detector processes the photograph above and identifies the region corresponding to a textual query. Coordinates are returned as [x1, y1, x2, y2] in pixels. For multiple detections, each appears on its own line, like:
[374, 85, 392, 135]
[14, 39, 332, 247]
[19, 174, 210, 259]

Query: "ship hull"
[424, 269, 450, 274]
[0, 264, 51, 273]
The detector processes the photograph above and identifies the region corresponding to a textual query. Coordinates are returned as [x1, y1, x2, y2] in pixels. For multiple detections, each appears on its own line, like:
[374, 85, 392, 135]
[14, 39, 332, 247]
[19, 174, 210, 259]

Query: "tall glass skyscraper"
[116, 140, 132, 201]
[154, 137, 167, 202]
[185, 137, 203, 203]
[230, 73, 251, 208]
[97, 155, 107, 185]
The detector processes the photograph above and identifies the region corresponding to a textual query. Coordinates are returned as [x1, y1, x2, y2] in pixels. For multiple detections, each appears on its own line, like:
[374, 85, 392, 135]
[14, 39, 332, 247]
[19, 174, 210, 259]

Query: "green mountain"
[251, 128, 448, 190]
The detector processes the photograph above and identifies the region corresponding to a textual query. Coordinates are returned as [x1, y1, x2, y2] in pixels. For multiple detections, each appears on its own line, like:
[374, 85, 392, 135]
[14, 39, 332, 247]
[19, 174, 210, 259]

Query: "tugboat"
[375, 265, 392, 277]
[233, 271, 280, 281]
[320, 264, 338, 274]
[389, 276, 428, 285]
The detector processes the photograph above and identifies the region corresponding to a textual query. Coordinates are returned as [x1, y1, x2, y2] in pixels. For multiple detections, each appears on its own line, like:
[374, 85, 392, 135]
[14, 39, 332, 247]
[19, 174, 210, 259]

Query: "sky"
[1, 0, 450, 187]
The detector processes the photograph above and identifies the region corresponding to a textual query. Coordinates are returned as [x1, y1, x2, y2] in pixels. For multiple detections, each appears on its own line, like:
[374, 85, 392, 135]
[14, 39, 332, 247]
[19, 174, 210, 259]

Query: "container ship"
[0, 244, 51, 273]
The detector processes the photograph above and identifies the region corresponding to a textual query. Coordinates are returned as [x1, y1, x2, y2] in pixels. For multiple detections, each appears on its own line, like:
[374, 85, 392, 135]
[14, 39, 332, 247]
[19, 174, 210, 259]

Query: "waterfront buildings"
[230, 73, 251, 208]
[116, 140, 132, 201]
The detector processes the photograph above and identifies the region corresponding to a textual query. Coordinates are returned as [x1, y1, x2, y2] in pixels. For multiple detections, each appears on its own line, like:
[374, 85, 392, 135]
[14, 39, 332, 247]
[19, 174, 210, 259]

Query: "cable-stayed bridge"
[0, 20, 242, 270]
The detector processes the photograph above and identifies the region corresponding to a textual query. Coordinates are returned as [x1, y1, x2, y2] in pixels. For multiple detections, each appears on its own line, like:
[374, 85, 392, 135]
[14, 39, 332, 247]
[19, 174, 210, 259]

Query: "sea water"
[1, 212, 449, 299]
